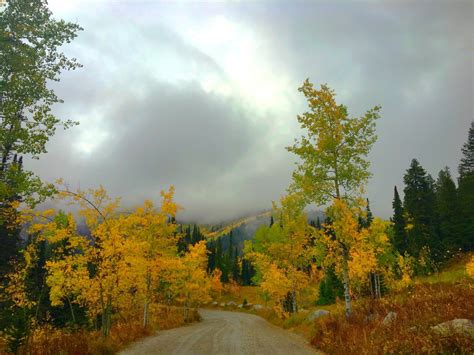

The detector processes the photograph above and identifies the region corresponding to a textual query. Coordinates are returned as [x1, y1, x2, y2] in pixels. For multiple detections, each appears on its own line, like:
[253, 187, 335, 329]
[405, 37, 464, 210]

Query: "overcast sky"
[27, 0, 473, 222]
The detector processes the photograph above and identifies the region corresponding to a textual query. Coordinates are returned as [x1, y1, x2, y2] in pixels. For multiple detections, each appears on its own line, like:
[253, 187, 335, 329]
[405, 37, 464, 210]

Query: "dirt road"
[119, 309, 318, 355]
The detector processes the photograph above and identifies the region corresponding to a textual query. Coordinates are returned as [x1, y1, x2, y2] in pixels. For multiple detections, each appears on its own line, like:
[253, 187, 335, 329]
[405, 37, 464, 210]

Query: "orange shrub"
[311, 281, 474, 354]
[19, 305, 200, 355]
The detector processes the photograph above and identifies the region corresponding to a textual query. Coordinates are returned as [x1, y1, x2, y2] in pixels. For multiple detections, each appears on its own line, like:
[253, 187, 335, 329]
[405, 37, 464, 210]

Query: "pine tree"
[215, 238, 223, 274]
[316, 267, 344, 305]
[434, 168, 459, 252]
[403, 159, 439, 259]
[240, 258, 255, 286]
[226, 232, 234, 281]
[358, 199, 374, 229]
[458, 122, 474, 177]
[366, 199, 373, 226]
[207, 240, 216, 272]
[457, 122, 474, 251]
[232, 247, 240, 282]
[391, 186, 407, 253]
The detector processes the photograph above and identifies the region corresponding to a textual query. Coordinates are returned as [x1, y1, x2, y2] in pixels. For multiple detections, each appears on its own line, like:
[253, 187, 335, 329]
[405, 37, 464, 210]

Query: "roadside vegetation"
[208, 253, 474, 354]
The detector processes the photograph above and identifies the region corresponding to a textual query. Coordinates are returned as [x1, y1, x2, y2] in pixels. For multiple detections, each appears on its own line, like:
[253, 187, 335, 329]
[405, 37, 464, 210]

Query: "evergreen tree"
[434, 168, 459, 251]
[366, 199, 373, 226]
[391, 186, 407, 254]
[240, 258, 255, 286]
[226, 232, 234, 281]
[358, 199, 373, 229]
[316, 267, 344, 305]
[232, 247, 240, 282]
[403, 159, 439, 260]
[457, 122, 474, 251]
[458, 122, 474, 177]
[207, 240, 216, 272]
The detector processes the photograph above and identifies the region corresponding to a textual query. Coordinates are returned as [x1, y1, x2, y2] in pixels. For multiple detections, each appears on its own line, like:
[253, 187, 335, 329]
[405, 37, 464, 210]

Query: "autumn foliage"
[1, 184, 220, 352]
[311, 281, 474, 354]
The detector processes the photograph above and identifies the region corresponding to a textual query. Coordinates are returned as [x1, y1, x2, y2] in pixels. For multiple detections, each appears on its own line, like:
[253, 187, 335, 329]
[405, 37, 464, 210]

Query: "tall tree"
[0, 1, 82, 344]
[391, 186, 406, 254]
[0, 0, 82, 286]
[0, 0, 82, 207]
[358, 198, 374, 229]
[403, 159, 439, 260]
[458, 122, 474, 177]
[245, 194, 312, 315]
[434, 168, 459, 251]
[286, 79, 380, 316]
[457, 122, 474, 251]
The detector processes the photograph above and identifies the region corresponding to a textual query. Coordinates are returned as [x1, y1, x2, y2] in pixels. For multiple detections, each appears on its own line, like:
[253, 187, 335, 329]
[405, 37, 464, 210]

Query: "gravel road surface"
[119, 309, 318, 355]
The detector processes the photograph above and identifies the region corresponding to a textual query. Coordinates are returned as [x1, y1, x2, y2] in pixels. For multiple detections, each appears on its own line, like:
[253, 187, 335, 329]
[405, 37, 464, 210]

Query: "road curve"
[119, 309, 318, 355]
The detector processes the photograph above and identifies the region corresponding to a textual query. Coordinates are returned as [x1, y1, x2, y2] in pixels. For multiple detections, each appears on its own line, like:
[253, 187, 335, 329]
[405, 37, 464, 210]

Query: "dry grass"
[311, 281, 474, 354]
[210, 254, 474, 354]
[13, 305, 200, 355]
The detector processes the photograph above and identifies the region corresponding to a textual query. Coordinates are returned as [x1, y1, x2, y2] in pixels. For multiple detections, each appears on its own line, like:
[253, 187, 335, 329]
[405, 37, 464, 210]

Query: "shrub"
[311, 281, 474, 354]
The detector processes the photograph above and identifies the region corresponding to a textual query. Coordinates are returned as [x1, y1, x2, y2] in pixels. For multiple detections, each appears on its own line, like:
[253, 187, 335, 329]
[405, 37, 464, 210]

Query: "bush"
[2, 305, 200, 354]
[311, 281, 474, 354]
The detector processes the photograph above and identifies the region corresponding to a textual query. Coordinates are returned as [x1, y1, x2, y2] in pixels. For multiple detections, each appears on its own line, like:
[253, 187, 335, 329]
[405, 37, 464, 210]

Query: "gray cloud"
[28, 0, 473, 222]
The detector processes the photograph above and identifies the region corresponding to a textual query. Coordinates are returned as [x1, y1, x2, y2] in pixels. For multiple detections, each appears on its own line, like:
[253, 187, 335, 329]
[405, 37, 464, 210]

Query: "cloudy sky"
[28, 0, 473, 222]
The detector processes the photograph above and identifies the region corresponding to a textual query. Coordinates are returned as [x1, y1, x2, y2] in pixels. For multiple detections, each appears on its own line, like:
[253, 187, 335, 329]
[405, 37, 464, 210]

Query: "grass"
[210, 254, 473, 354]
[417, 252, 470, 285]
[6, 305, 200, 355]
[311, 280, 474, 354]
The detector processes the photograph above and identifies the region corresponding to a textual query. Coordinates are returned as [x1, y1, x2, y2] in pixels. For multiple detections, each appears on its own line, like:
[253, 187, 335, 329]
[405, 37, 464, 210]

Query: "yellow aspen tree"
[287, 79, 381, 317]
[18, 184, 184, 337]
[119, 188, 180, 327]
[43, 185, 128, 336]
[163, 241, 212, 320]
[245, 194, 312, 316]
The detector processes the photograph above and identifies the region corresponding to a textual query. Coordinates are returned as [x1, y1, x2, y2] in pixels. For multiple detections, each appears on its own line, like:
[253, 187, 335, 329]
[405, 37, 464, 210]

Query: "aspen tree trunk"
[143, 272, 151, 328]
[335, 173, 352, 317]
[66, 295, 76, 324]
[369, 273, 375, 298]
[342, 253, 352, 317]
[102, 296, 112, 337]
[375, 273, 381, 298]
[374, 273, 378, 298]
[291, 290, 297, 314]
[184, 300, 189, 322]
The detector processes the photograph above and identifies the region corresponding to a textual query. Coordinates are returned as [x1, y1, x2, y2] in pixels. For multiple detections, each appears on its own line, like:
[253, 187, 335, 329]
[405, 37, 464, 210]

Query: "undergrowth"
[4, 305, 200, 355]
[311, 281, 474, 354]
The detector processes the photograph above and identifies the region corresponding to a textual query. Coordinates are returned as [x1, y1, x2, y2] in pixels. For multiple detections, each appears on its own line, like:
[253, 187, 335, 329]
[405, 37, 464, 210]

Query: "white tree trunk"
[342, 257, 352, 317]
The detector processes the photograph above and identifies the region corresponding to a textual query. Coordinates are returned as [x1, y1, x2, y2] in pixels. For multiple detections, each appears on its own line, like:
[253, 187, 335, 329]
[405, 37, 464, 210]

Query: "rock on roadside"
[431, 319, 474, 338]
[382, 311, 397, 326]
[307, 310, 330, 322]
